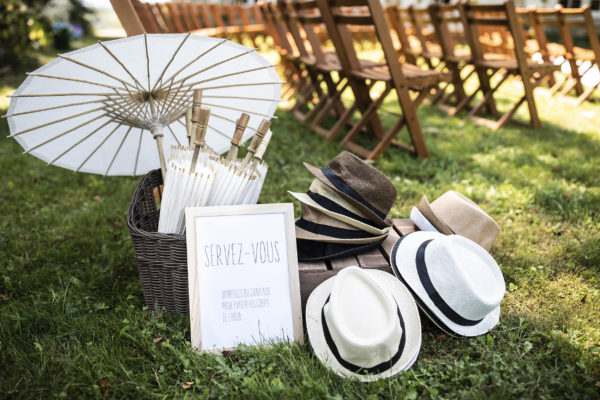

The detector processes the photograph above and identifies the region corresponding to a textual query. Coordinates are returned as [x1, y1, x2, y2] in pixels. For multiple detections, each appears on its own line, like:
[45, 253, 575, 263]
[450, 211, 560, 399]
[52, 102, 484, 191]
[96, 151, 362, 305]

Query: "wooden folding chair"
[407, 5, 443, 70]
[129, 0, 163, 33]
[458, 0, 560, 130]
[553, 6, 600, 104]
[259, 1, 310, 102]
[385, 5, 420, 65]
[427, 3, 476, 116]
[282, 0, 362, 138]
[517, 6, 561, 88]
[315, 0, 452, 159]
[234, 5, 267, 49]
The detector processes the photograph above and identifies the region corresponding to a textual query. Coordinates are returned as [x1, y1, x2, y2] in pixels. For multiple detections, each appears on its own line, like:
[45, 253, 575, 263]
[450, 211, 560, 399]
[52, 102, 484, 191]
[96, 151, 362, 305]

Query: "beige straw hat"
[306, 267, 422, 382]
[413, 191, 500, 251]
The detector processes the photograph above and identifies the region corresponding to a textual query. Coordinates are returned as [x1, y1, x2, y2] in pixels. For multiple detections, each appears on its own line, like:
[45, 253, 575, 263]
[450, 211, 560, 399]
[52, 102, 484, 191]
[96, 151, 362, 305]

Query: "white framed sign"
[185, 203, 303, 353]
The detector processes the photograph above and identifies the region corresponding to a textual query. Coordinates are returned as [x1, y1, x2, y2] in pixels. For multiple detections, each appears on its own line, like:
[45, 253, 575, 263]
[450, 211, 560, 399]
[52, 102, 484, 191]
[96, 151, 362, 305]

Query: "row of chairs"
[383, 3, 599, 111]
[260, 0, 568, 160]
[260, 0, 453, 160]
[519, 5, 600, 105]
[128, 0, 267, 48]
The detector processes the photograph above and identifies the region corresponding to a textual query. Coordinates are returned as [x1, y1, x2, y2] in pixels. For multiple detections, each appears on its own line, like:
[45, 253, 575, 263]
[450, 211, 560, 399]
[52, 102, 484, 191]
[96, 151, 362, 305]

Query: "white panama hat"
[306, 267, 421, 382]
[391, 231, 505, 337]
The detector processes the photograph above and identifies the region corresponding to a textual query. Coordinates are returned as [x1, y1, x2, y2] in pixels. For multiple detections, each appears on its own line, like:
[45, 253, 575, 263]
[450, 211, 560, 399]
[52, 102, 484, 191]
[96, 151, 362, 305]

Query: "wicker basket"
[127, 169, 189, 314]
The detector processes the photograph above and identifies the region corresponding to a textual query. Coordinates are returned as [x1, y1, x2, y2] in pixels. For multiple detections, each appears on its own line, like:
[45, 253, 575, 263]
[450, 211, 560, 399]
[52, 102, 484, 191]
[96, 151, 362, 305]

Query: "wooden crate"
[298, 218, 416, 312]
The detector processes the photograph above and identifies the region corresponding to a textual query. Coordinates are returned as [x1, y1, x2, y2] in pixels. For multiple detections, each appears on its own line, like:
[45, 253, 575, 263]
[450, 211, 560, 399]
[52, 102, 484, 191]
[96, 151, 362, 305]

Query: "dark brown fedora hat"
[303, 152, 397, 228]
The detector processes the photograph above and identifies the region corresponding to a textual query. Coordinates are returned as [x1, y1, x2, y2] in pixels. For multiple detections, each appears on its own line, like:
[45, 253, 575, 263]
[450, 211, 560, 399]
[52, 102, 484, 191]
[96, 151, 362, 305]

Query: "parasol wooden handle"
[150, 125, 167, 180]
[189, 89, 203, 147]
[185, 107, 192, 142]
[241, 119, 270, 169]
[253, 129, 272, 162]
[226, 113, 250, 161]
[190, 108, 210, 173]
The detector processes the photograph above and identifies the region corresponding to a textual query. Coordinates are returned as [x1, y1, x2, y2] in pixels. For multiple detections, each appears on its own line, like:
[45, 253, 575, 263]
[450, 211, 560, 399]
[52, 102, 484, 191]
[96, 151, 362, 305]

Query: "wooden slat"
[467, 16, 509, 26]
[299, 270, 337, 313]
[110, 0, 146, 36]
[380, 229, 400, 258]
[329, 256, 358, 271]
[356, 248, 388, 270]
[298, 260, 328, 273]
[332, 14, 374, 26]
[393, 218, 416, 236]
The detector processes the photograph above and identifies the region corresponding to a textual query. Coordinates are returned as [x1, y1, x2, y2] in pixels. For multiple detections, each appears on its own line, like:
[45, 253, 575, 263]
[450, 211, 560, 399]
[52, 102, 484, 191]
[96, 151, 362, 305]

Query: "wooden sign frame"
[185, 203, 303, 353]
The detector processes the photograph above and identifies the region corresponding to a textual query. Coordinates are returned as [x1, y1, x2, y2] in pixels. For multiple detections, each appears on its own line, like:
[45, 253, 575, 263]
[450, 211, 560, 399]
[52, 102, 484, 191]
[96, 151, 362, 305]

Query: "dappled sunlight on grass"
[1, 42, 600, 397]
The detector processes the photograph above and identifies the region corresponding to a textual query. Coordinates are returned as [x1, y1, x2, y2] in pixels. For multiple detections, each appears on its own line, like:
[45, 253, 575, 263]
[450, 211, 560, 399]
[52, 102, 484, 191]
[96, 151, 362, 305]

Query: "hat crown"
[424, 235, 505, 321]
[326, 152, 398, 217]
[324, 267, 402, 369]
[430, 191, 500, 250]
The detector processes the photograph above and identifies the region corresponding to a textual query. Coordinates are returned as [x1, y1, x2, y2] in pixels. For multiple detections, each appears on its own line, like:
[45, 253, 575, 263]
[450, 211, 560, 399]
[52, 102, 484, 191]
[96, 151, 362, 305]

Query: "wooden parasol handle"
[226, 113, 250, 161]
[241, 119, 270, 169]
[189, 89, 203, 147]
[150, 125, 167, 180]
[249, 129, 272, 175]
[190, 107, 210, 173]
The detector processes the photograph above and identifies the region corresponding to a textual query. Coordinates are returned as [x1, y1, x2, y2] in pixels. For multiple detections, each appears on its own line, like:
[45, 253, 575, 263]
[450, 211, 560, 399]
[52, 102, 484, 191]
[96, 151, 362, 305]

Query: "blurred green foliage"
[0, 0, 51, 69]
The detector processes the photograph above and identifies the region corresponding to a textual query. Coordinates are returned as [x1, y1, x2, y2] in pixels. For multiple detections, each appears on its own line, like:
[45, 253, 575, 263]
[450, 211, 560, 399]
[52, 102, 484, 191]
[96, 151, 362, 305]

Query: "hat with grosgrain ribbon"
[306, 266, 422, 381]
[303, 151, 397, 229]
[391, 231, 505, 337]
[411, 190, 500, 251]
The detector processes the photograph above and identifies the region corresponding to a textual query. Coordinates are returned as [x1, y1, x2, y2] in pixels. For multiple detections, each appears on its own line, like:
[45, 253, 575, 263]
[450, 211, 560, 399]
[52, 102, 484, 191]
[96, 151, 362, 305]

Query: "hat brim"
[289, 191, 389, 236]
[303, 162, 392, 229]
[297, 238, 384, 262]
[390, 231, 500, 337]
[415, 197, 453, 235]
[409, 206, 439, 233]
[306, 269, 422, 382]
[295, 224, 388, 244]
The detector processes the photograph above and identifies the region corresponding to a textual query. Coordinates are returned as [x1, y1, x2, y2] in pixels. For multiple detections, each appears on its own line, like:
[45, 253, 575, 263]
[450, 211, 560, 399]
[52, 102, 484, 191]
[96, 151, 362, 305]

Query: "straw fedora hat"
[303, 152, 397, 229]
[289, 188, 390, 237]
[306, 266, 421, 381]
[295, 203, 388, 244]
[413, 191, 500, 251]
[391, 231, 505, 337]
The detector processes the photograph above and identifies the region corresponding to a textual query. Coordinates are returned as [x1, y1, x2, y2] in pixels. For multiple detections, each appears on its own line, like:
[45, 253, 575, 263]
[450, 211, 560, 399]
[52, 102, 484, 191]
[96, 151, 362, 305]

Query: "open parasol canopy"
[4, 33, 282, 176]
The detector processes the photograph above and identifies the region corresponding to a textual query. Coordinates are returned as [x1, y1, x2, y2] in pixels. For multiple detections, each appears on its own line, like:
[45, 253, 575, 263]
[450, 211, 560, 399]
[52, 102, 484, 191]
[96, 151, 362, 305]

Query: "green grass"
[1, 41, 600, 399]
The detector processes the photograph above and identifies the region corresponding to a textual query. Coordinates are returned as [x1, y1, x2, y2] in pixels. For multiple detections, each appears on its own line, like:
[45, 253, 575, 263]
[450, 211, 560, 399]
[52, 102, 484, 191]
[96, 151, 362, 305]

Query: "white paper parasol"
[4, 33, 282, 176]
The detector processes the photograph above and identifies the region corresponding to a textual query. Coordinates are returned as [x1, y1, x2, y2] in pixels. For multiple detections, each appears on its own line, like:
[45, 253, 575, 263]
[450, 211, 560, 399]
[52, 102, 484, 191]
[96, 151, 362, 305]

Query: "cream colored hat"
[391, 231, 505, 337]
[288, 182, 390, 236]
[306, 267, 422, 381]
[295, 203, 388, 244]
[414, 191, 500, 251]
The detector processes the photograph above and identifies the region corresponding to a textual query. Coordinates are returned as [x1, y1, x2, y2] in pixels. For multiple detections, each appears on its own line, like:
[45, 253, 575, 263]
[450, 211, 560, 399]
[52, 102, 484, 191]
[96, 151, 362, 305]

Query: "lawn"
[1, 38, 599, 399]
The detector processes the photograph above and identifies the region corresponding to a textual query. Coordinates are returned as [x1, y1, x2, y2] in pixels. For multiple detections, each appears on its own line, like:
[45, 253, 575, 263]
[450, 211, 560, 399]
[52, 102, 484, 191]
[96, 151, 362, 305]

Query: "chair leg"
[576, 82, 599, 106]
[522, 75, 541, 129]
[548, 73, 568, 96]
[473, 67, 499, 117]
[495, 95, 527, 130]
[341, 83, 392, 146]
[468, 71, 508, 119]
[311, 79, 352, 139]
